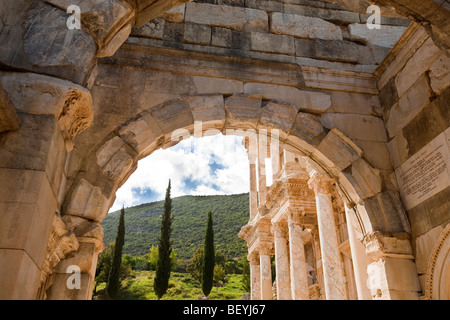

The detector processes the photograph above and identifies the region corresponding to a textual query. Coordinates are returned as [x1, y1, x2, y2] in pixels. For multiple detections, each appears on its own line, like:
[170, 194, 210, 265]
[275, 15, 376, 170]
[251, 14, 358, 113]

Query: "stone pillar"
[0, 72, 93, 300]
[46, 216, 104, 300]
[364, 232, 421, 300]
[259, 245, 273, 300]
[257, 131, 268, 206]
[249, 162, 258, 220]
[288, 212, 310, 300]
[345, 203, 372, 300]
[308, 173, 347, 300]
[249, 253, 261, 300]
[273, 223, 292, 300]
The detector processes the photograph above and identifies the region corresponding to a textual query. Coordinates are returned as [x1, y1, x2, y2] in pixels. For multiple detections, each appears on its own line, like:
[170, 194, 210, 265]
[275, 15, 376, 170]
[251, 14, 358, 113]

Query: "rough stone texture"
[348, 23, 407, 48]
[394, 38, 442, 97]
[244, 83, 331, 114]
[271, 12, 343, 41]
[185, 2, 268, 32]
[428, 53, 450, 95]
[0, 81, 20, 133]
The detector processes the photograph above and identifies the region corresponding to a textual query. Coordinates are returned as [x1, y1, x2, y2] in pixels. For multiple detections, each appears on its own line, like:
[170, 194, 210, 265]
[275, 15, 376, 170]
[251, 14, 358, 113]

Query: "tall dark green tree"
[202, 211, 215, 297]
[154, 179, 174, 300]
[241, 255, 250, 293]
[106, 206, 125, 298]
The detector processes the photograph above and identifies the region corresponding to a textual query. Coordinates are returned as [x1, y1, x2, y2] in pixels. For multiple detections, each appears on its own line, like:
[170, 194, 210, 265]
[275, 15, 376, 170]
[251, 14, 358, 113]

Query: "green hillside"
[102, 193, 250, 260]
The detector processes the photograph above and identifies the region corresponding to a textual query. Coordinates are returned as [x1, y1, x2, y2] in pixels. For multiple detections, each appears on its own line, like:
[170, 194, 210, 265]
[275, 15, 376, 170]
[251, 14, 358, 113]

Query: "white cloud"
[110, 134, 249, 212]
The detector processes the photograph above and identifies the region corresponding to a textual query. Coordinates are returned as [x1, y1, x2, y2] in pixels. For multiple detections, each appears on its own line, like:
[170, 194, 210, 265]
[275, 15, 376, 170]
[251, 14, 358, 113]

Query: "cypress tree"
[202, 211, 215, 297]
[154, 179, 173, 300]
[106, 206, 125, 299]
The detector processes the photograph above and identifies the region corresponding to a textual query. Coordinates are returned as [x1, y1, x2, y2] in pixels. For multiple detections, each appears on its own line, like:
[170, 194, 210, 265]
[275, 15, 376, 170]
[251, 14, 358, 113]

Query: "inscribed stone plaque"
[395, 130, 450, 210]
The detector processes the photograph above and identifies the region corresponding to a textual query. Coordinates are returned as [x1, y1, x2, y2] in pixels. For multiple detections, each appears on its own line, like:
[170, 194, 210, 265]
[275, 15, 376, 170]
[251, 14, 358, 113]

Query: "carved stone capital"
[307, 173, 335, 195]
[248, 252, 260, 265]
[272, 222, 288, 239]
[363, 231, 413, 261]
[259, 242, 274, 256]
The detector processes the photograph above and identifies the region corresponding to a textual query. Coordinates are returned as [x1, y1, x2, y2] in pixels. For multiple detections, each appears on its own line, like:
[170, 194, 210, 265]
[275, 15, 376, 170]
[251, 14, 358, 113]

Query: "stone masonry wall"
[130, 0, 410, 72]
[376, 24, 450, 295]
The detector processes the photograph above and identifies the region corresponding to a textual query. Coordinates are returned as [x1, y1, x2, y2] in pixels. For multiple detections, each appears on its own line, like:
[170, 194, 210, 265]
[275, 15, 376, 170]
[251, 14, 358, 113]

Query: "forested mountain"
[102, 193, 250, 260]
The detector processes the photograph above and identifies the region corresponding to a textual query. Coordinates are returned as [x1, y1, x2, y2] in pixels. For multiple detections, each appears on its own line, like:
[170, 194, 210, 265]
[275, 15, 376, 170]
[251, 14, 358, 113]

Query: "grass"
[93, 271, 247, 300]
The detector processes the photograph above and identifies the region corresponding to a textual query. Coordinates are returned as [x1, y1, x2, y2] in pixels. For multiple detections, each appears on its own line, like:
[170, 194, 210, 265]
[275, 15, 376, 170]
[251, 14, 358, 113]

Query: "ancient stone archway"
[0, 0, 448, 300]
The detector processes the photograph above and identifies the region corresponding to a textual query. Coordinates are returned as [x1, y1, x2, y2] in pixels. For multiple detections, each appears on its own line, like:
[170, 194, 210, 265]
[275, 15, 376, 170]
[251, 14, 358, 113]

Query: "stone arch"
[424, 223, 450, 300]
[44, 92, 412, 298]
[63, 94, 408, 235]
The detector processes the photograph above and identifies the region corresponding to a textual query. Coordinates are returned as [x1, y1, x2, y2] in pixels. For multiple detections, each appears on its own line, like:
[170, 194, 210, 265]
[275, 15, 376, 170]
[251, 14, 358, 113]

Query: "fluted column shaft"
[273, 223, 292, 300]
[249, 253, 261, 300]
[288, 213, 309, 300]
[259, 246, 273, 300]
[308, 173, 346, 300]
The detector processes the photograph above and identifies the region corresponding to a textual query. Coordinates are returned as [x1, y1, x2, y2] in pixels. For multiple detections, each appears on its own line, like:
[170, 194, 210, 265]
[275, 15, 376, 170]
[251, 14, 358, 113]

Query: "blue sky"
[110, 134, 250, 212]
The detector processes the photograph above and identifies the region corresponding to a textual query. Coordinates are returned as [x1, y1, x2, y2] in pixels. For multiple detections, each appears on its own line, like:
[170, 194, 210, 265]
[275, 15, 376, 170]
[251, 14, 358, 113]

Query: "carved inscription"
[395, 131, 449, 210]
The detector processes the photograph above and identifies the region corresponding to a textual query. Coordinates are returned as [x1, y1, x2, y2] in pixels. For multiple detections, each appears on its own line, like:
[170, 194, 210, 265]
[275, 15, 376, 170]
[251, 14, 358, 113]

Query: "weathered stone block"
[184, 23, 211, 45]
[282, 4, 360, 24]
[271, 12, 343, 41]
[224, 95, 262, 129]
[192, 76, 243, 95]
[185, 95, 225, 127]
[95, 136, 135, 180]
[386, 74, 433, 138]
[150, 100, 194, 134]
[319, 113, 387, 142]
[348, 23, 407, 48]
[313, 39, 374, 65]
[21, 4, 97, 85]
[64, 178, 110, 222]
[250, 32, 295, 55]
[395, 37, 442, 97]
[428, 53, 450, 96]
[343, 158, 383, 200]
[316, 128, 363, 171]
[330, 91, 380, 115]
[211, 27, 232, 48]
[185, 2, 268, 32]
[244, 83, 331, 114]
[259, 101, 298, 134]
[131, 18, 165, 39]
[287, 112, 326, 150]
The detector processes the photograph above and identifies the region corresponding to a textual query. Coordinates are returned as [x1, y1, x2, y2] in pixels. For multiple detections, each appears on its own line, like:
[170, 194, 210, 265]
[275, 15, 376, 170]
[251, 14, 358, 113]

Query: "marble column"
[288, 212, 310, 300]
[273, 223, 292, 300]
[249, 162, 258, 220]
[257, 131, 268, 206]
[344, 203, 372, 300]
[308, 173, 347, 300]
[249, 253, 261, 300]
[259, 245, 273, 300]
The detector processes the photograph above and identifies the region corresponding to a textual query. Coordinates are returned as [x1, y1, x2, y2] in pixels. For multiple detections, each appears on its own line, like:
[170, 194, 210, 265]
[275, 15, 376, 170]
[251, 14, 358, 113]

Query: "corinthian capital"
[307, 173, 335, 195]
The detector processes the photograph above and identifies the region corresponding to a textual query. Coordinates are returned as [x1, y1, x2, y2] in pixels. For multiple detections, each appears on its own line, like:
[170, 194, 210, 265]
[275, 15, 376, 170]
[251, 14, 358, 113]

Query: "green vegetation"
[106, 206, 126, 298]
[95, 193, 251, 300]
[154, 180, 174, 300]
[93, 271, 246, 300]
[101, 193, 250, 259]
[202, 211, 215, 297]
